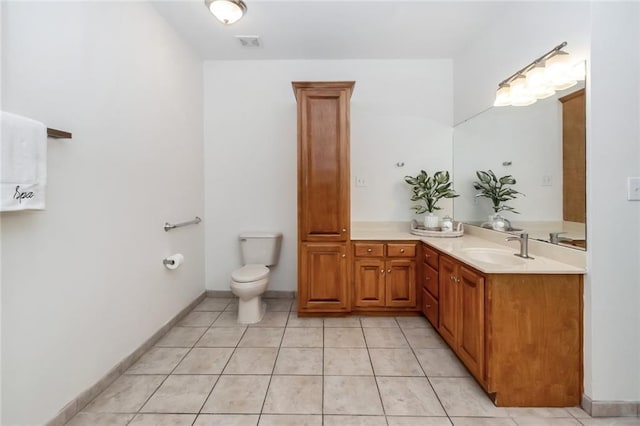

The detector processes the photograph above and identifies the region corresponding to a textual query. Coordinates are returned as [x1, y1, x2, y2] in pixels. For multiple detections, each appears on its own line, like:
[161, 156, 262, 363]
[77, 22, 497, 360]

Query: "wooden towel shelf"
[47, 128, 72, 139]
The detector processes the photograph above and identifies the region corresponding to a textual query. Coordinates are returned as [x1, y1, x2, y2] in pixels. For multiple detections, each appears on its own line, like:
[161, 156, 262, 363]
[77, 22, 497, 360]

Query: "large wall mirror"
[453, 83, 586, 250]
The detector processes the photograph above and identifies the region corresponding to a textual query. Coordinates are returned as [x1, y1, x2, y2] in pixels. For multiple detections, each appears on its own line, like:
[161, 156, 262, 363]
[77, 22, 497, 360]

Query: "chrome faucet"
[549, 232, 571, 244]
[506, 232, 534, 259]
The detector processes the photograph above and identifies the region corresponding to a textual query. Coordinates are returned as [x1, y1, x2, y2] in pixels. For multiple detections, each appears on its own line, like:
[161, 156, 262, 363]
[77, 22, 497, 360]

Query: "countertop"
[351, 222, 586, 275]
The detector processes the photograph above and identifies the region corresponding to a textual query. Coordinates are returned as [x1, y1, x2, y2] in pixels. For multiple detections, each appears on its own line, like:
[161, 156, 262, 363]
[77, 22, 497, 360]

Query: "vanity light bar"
[494, 41, 584, 107]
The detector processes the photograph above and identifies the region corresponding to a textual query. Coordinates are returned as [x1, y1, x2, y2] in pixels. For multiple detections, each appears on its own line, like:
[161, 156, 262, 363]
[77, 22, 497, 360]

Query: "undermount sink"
[458, 248, 526, 266]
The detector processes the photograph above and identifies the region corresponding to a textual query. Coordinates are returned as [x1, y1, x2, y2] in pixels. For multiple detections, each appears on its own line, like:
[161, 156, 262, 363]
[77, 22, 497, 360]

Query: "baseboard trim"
[46, 292, 207, 426]
[582, 394, 640, 417]
[205, 290, 295, 299]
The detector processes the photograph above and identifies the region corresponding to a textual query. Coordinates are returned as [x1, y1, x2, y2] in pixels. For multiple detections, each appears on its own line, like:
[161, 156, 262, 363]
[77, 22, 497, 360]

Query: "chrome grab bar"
[164, 216, 202, 232]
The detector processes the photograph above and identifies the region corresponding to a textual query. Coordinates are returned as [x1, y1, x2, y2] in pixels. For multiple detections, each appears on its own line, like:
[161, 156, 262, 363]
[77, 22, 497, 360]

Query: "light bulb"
[545, 50, 575, 90]
[526, 63, 555, 99]
[493, 84, 511, 107]
[510, 75, 536, 106]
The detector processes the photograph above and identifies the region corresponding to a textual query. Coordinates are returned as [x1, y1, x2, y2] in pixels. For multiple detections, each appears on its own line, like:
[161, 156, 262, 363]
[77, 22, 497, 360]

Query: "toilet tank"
[239, 232, 283, 266]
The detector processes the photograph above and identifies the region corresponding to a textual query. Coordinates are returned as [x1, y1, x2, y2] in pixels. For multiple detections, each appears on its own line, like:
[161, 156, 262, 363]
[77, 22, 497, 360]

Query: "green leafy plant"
[473, 170, 523, 213]
[404, 170, 459, 214]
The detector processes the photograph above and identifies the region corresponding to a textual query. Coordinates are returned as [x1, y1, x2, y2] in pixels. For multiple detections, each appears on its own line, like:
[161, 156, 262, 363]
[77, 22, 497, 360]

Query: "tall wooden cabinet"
[294, 81, 355, 313]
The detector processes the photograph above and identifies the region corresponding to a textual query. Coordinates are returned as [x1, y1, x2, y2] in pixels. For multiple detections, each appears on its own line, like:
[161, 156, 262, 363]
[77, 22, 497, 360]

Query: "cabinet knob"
[426, 304, 432, 308]
[387, 269, 392, 273]
[380, 269, 385, 274]
[367, 248, 372, 252]
[456, 277, 461, 283]
[342, 228, 347, 233]
[341, 254, 346, 258]
[425, 254, 430, 258]
[450, 275, 455, 281]
[425, 276, 430, 281]
[400, 248, 405, 253]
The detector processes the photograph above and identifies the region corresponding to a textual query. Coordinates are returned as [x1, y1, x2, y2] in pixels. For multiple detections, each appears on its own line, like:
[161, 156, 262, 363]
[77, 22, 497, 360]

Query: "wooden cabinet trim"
[354, 242, 385, 257]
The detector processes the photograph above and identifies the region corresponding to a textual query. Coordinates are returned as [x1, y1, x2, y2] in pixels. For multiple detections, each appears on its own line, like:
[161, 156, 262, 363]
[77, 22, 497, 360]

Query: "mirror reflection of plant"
[473, 170, 523, 214]
[404, 170, 459, 214]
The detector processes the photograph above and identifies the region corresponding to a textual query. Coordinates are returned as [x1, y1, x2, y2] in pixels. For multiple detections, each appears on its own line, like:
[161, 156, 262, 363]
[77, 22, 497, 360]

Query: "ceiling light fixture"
[205, 0, 247, 25]
[493, 42, 584, 107]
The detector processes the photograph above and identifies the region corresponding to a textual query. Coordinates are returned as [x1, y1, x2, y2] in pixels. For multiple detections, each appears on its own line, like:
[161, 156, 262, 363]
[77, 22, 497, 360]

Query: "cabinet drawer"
[423, 245, 439, 270]
[354, 243, 384, 257]
[422, 288, 439, 328]
[387, 243, 416, 257]
[423, 263, 438, 298]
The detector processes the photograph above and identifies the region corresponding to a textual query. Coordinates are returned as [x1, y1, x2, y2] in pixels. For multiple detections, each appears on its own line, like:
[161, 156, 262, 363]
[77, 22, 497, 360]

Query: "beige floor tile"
[65, 412, 134, 426]
[430, 377, 509, 417]
[194, 414, 259, 425]
[387, 417, 453, 426]
[363, 328, 409, 348]
[566, 407, 591, 418]
[129, 414, 197, 425]
[324, 348, 373, 376]
[324, 415, 387, 426]
[223, 348, 278, 374]
[281, 327, 323, 348]
[360, 317, 399, 328]
[224, 301, 239, 312]
[273, 348, 323, 375]
[156, 327, 208, 348]
[125, 347, 189, 374]
[403, 327, 447, 349]
[238, 327, 284, 347]
[414, 349, 469, 377]
[173, 348, 234, 374]
[258, 414, 322, 425]
[194, 298, 233, 312]
[324, 376, 384, 415]
[140, 375, 218, 413]
[369, 348, 424, 376]
[196, 327, 246, 347]
[179, 311, 221, 327]
[323, 317, 361, 327]
[212, 311, 241, 327]
[250, 311, 289, 327]
[324, 327, 366, 348]
[84, 375, 165, 413]
[507, 408, 572, 418]
[512, 418, 582, 425]
[201, 375, 270, 414]
[377, 377, 446, 416]
[451, 418, 516, 426]
[395, 316, 432, 329]
[262, 375, 322, 414]
[265, 299, 294, 312]
[286, 312, 323, 328]
[579, 419, 640, 425]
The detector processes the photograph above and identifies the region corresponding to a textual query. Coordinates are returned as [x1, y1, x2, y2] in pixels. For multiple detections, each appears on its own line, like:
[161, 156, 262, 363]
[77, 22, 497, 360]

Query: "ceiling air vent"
[236, 36, 261, 48]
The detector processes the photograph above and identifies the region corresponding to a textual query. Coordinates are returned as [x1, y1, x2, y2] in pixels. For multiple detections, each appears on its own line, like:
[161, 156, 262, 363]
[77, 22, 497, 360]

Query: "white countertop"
[351, 222, 586, 275]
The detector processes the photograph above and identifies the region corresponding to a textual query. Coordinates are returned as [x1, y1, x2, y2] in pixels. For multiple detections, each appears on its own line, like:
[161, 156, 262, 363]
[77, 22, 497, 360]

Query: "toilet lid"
[232, 265, 269, 283]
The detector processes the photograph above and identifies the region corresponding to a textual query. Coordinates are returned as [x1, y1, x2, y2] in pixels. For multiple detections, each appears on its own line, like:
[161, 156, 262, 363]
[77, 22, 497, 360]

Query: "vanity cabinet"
[426, 243, 583, 407]
[421, 244, 440, 327]
[294, 82, 355, 313]
[438, 255, 485, 382]
[352, 241, 418, 311]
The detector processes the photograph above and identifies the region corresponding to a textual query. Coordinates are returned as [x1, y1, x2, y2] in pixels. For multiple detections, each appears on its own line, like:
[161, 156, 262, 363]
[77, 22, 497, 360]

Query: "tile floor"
[67, 298, 640, 426]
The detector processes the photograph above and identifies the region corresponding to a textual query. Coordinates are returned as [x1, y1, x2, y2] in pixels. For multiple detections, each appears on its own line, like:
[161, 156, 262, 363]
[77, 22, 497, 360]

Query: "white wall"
[1, 3, 204, 425]
[585, 1, 640, 402]
[454, 94, 564, 223]
[204, 59, 453, 291]
[453, 2, 590, 124]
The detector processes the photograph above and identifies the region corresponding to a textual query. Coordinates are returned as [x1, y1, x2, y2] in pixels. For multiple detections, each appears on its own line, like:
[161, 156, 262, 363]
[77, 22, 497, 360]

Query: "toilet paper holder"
[163, 259, 176, 266]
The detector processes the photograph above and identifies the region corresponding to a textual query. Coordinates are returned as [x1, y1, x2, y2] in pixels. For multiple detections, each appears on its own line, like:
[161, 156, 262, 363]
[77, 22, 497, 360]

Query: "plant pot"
[424, 213, 439, 229]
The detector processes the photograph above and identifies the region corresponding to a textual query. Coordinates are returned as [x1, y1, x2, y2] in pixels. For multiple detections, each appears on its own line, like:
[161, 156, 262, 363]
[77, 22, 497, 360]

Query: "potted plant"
[404, 170, 459, 228]
[473, 170, 523, 230]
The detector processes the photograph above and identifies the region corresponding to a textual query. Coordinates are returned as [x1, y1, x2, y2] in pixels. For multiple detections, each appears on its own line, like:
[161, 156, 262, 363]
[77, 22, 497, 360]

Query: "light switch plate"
[628, 177, 640, 201]
[355, 176, 368, 187]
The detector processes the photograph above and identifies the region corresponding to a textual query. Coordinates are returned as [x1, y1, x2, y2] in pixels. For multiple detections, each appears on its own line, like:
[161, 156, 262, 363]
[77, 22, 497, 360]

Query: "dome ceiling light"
[205, 0, 247, 25]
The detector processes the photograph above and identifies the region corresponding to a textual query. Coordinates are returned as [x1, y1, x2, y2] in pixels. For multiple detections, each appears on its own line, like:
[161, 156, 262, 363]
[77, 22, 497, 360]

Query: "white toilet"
[230, 232, 283, 324]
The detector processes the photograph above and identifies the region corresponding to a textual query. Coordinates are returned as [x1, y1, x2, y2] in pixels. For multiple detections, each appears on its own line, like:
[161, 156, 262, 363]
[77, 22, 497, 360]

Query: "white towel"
[1, 111, 47, 211]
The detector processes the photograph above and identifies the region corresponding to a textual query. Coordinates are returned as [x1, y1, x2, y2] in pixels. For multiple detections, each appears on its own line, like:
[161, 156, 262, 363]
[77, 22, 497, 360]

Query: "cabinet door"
[457, 265, 485, 381]
[354, 258, 385, 307]
[299, 243, 349, 312]
[438, 256, 457, 348]
[298, 88, 350, 242]
[385, 259, 417, 308]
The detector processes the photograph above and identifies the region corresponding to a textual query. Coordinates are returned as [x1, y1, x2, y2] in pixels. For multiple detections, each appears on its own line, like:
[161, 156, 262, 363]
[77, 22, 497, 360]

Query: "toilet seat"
[231, 264, 269, 282]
